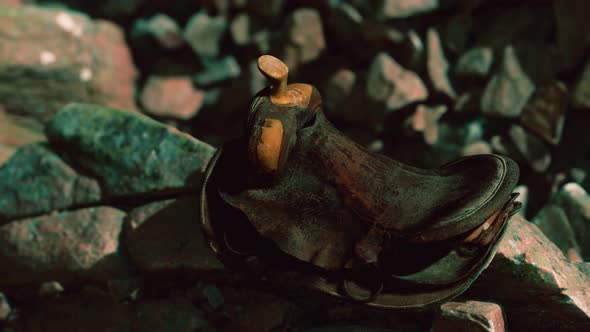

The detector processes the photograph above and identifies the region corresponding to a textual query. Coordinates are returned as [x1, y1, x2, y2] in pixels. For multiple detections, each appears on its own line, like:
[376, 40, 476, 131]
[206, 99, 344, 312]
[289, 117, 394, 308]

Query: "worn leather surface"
[217, 111, 519, 270]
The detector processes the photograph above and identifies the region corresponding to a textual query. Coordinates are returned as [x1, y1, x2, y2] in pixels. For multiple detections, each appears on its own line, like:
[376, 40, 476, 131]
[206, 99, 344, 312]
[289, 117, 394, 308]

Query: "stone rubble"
[0, 1, 589, 331]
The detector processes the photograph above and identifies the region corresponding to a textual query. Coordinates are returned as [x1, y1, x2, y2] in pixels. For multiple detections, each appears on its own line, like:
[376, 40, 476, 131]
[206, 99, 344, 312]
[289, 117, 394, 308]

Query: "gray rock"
[323, 68, 357, 117]
[481, 46, 535, 118]
[554, 0, 590, 69]
[380, 0, 440, 19]
[0, 292, 10, 321]
[230, 13, 251, 46]
[533, 205, 582, 262]
[132, 14, 184, 50]
[0, 207, 129, 287]
[573, 59, 590, 110]
[426, 28, 456, 99]
[554, 183, 590, 260]
[194, 56, 241, 87]
[0, 6, 137, 123]
[327, 2, 363, 47]
[141, 76, 204, 120]
[0, 143, 101, 223]
[125, 197, 224, 274]
[508, 125, 551, 173]
[183, 11, 227, 59]
[433, 301, 505, 332]
[455, 47, 494, 80]
[470, 215, 590, 331]
[520, 82, 568, 146]
[366, 52, 428, 111]
[39, 281, 65, 297]
[284, 8, 326, 65]
[46, 103, 216, 197]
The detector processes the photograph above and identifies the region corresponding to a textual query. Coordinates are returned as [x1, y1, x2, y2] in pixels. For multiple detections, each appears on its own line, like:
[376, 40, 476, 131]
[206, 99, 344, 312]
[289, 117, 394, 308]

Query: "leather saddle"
[200, 55, 521, 309]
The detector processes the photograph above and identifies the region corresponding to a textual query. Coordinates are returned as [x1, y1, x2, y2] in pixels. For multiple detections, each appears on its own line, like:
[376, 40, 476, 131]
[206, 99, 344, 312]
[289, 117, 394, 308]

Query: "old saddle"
[200, 55, 522, 309]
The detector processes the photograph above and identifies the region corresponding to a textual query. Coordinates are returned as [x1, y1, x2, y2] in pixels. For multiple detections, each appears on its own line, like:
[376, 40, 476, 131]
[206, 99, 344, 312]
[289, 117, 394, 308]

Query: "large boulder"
[0, 206, 129, 287]
[0, 6, 137, 123]
[469, 215, 590, 331]
[45, 103, 216, 197]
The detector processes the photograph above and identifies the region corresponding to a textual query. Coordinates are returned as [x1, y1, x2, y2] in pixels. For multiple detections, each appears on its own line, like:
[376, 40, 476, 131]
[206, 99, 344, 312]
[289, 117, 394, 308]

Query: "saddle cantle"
[200, 55, 521, 309]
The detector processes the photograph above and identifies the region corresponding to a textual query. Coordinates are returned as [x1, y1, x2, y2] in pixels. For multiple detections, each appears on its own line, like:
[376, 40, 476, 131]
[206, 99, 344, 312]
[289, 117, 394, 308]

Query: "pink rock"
[140, 76, 204, 120]
[0, 207, 129, 287]
[0, 7, 137, 123]
[471, 215, 590, 331]
[434, 301, 505, 332]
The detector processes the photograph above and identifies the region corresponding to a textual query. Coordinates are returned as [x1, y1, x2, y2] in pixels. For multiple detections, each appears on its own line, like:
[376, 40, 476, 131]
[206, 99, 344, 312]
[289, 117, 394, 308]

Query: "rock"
[46, 103, 216, 197]
[230, 13, 251, 46]
[125, 197, 224, 274]
[520, 82, 568, 146]
[481, 46, 535, 118]
[469, 215, 590, 331]
[554, 0, 590, 69]
[141, 76, 204, 120]
[133, 297, 209, 332]
[0, 7, 137, 123]
[0, 143, 101, 222]
[573, 59, 590, 110]
[553, 183, 590, 260]
[533, 205, 583, 262]
[433, 301, 505, 332]
[460, 140, 492, 157]
[0, 113, 45, 164]
[39, 281, 65, 297]
[442, 14, 471, 54]
[131, 14, 184, 50]
[0, 292, 11, 321]
[426, 28, 456, 99]
[380, 0, 440, 19]
[183, 11, 227, 59]
[455, 47, 493, 80]
[366, 52, 428, 111]
[327, 2, 363, 47]
[201, 284, 224, 310]
[0, 207, 129, 287]
[323, 68, 357, 117]
[194, 56, 241, 87]
[513, 185, 528, 218]
[508, 125, 551, 173]
[570, 168, 586, 185]
[0, 0, 21, 7]
[411, 105, 447, 145]
[284, 8, 325, 66]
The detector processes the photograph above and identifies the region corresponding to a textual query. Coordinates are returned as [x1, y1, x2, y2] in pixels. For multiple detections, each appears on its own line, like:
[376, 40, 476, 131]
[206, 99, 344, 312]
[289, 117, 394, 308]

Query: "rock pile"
[1, 0, 590, 331]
